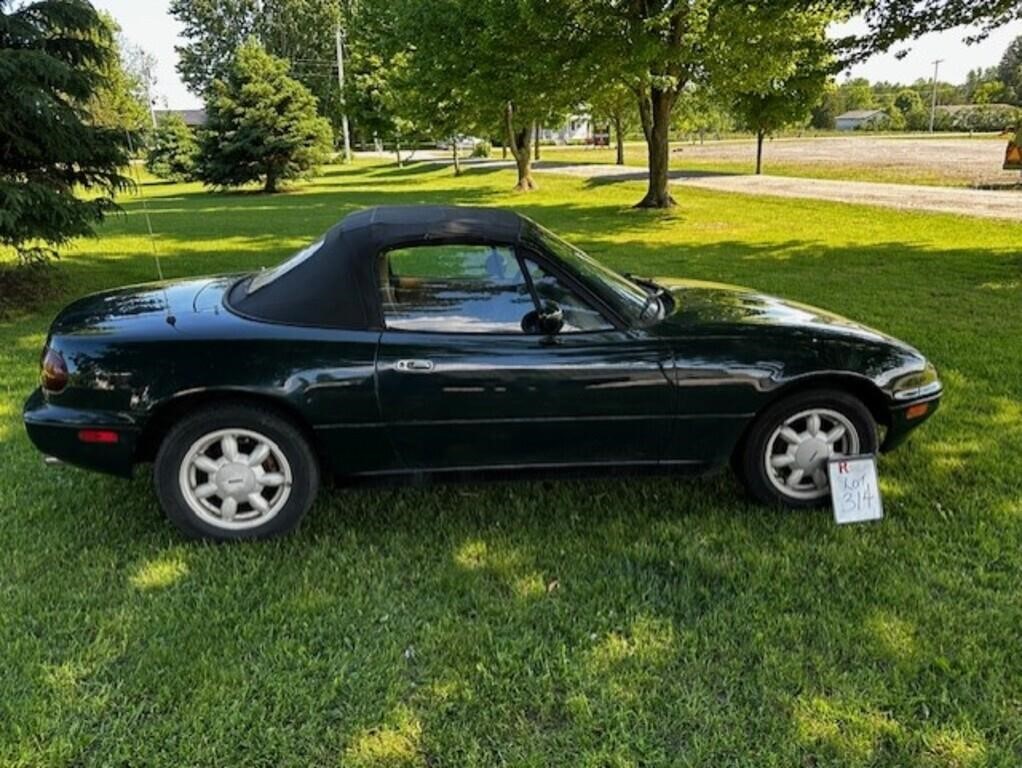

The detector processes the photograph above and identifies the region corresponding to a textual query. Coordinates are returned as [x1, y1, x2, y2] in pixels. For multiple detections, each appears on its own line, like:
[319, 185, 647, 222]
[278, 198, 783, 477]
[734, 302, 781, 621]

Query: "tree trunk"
[502, 143, 507, 159]
[452, 138, 461, 176]
[533, 121, 540, 161]
[394, 134, 403, 167]
[755, 129, 764, 175]
[635, 88, 652, 144]
[264, 167, 278, 193]
[613, 114, 625, 165]
[635, 86, 676, 208]
[504, 101, 536, 191]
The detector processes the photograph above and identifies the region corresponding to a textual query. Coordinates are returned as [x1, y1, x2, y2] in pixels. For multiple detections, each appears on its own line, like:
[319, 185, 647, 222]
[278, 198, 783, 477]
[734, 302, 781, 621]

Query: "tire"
[154, 404, 319, 541]
[738, 389, 877, 509]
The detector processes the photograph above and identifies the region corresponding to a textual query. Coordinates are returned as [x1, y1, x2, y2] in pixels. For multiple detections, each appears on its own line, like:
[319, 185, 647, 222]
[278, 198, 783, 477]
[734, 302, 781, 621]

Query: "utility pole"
[141, 56, 158, 130]
[928, 59, 943, 133]
[335, 23, 353, 164]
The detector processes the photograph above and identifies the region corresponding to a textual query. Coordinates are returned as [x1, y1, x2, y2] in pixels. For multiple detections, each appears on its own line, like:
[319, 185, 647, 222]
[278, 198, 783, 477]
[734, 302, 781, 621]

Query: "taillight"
[78, 429, 119, 444]
[41, 347, 69, 393]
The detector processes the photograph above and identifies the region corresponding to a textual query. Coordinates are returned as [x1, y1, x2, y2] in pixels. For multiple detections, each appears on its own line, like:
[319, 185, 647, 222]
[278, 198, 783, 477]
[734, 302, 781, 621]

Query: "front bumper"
[23, 388, 138, 478]
[881, 391, 941, 452]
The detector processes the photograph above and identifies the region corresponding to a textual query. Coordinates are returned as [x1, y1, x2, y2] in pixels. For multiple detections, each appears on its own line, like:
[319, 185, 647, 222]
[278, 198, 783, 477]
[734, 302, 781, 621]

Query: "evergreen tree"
[998, 35, 1022, 104]
[0, 0, 131, 264]
[146, 114, 199, 181]
[197, 40, 333, 193]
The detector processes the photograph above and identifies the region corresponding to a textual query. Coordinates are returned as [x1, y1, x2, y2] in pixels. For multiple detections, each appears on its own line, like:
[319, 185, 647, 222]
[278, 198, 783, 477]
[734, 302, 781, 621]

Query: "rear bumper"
[881, 392, 941, 452]
[23, 388, 138, 478]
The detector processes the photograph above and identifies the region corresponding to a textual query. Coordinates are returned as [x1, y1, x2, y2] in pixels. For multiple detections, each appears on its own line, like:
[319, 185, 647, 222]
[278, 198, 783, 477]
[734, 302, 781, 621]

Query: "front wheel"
[738, 389, 878, 508]
[154, 404, 319, 540]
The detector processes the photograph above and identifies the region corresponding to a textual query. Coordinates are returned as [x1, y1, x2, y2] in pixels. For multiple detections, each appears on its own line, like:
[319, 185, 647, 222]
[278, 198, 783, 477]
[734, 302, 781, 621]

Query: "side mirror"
[523, 300, 564, 335]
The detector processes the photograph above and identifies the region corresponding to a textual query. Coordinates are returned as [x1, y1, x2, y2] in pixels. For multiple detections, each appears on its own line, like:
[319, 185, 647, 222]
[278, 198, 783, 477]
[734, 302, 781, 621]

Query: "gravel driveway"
[540, 163, 1020, 221]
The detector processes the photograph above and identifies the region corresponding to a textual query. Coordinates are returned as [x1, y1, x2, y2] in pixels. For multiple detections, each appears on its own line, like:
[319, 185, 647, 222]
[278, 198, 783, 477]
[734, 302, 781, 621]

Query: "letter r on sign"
[838, 461, 849, 474]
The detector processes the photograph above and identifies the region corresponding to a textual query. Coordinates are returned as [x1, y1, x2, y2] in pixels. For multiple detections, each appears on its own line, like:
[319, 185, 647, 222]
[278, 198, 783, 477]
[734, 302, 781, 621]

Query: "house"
[835, 109, 888, 131]
[153, 109, 208, 128]
[539, 114, 593, 144]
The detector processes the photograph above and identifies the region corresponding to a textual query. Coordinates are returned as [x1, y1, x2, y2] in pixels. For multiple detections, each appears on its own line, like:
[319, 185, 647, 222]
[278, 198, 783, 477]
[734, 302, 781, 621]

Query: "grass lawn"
[536, 140, 1003, 187]
[2, 161, 1021, 767]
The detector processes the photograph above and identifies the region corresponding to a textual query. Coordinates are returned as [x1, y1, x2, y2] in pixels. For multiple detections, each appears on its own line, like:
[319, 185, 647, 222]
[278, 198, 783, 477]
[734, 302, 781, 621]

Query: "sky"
[94, 0, 1020, 110]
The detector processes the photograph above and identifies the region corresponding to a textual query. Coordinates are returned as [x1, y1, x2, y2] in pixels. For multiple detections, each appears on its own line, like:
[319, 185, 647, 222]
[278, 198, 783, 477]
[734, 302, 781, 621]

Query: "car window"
[381, 244, 534, 333]
[522, 257, 614, 332]
[247, 238, 325, 294]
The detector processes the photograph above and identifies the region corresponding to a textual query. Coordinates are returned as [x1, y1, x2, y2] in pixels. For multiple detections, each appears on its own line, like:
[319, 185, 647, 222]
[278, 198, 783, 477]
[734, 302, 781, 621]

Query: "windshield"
[247, 238, 325, 294]
[528, 223, 657, 325]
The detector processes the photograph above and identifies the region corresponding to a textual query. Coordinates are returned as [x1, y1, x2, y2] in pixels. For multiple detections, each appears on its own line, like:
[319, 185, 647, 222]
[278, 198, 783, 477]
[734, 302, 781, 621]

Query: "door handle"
[395, 359, 435, 373]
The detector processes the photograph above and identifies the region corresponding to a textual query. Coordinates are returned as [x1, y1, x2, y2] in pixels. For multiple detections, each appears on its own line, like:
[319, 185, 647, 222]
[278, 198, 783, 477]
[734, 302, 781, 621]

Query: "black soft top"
[228, 205, 528, 329]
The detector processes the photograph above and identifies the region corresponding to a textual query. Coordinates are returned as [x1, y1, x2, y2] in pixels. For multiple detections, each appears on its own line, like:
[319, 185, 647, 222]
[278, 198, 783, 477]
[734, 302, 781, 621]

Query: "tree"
[88, 13, 150, 134]
[571, 2, 841, 208]
[671, 85, 733, 142]
[197, 40, 333, 193]
[146, 115, 199, 181]
[589, 82, 639, 165]
[973, 80, 1007, 104]
[893, 88, 929, 130]
[841, 78, 877, 111]
[843, 0, 1021, 55]
[342, 0, 422, 164]
[732, 72, 829, 174]
[0, 0, 131, 264]
[724, 18, 830, 174]
[998, 35, 1022, 104]
[170, 0, 345, 130]
[392, 0, 590, 192]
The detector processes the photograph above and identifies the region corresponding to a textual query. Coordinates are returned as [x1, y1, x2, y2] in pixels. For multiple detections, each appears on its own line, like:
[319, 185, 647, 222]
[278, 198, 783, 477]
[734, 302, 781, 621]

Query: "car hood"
[656, 278, 919, 352]
[50, 275, 237, 337]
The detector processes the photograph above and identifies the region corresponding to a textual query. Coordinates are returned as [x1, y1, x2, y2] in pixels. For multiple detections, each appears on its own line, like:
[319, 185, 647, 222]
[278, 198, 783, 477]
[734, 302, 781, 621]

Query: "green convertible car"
[24, 206, 942, 540]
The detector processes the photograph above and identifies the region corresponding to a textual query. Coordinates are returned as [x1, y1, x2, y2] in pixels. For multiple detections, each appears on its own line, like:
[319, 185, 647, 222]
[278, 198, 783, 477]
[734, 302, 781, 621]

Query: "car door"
[374, 242, 676, 471]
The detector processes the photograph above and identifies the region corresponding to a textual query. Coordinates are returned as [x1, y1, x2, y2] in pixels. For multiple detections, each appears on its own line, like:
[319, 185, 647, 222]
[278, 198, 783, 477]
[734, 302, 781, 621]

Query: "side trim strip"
[353, 458, 704, 477]
[314, 413, 754, 430]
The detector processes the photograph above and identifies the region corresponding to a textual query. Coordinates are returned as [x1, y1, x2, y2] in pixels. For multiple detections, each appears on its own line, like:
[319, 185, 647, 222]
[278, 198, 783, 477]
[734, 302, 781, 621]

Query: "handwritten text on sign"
[828, 455, 884, 524]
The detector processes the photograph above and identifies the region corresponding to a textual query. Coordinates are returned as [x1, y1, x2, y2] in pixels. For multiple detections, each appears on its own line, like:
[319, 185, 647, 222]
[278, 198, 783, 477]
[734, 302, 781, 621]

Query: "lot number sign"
[828, 455, 884, 524]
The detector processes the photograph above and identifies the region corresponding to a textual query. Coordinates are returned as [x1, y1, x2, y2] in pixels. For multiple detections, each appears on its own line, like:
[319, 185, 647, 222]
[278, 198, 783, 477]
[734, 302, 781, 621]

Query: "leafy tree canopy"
[389, 0, 595, 190]
[0, 0, 131, 264]
[197, 39, 333, 193]
[170, 0, 348, 131]
[88, 12, 151, 134]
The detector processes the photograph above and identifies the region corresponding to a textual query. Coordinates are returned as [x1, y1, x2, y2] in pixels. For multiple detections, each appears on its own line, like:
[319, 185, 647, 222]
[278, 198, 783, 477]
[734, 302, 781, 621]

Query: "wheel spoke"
[824, 425, 846, 445]
[220, 434, 239, 462]
[260, 472, 286, 487]
[194, 482, 218, 499]
[812, 469, 828, 489]
[779, 427, 802, 446]
[247, 443, 270, 467]
[220, 496, 237, 521]
[770, 453, 795, 468]
[248, 492, 269, 514]
[786, 468, 805, 487]
[807, 413, 821, 436]
[193, 455, 220, 474]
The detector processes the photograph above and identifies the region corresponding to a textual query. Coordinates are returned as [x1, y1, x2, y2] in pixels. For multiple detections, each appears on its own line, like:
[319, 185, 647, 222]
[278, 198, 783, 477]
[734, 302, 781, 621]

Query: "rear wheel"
[154, 404, 319, 540]
[738, 389, 877, 508]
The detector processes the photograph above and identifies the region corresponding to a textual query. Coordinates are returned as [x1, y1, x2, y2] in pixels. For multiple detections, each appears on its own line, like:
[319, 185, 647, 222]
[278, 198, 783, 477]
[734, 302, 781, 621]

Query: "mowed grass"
[2, 161, 1022, 767]
[537, 140, 1004, 187]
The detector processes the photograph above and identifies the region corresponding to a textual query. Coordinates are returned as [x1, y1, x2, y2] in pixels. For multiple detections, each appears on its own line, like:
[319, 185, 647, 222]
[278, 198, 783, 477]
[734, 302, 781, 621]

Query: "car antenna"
[124, 130, 175, 326]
